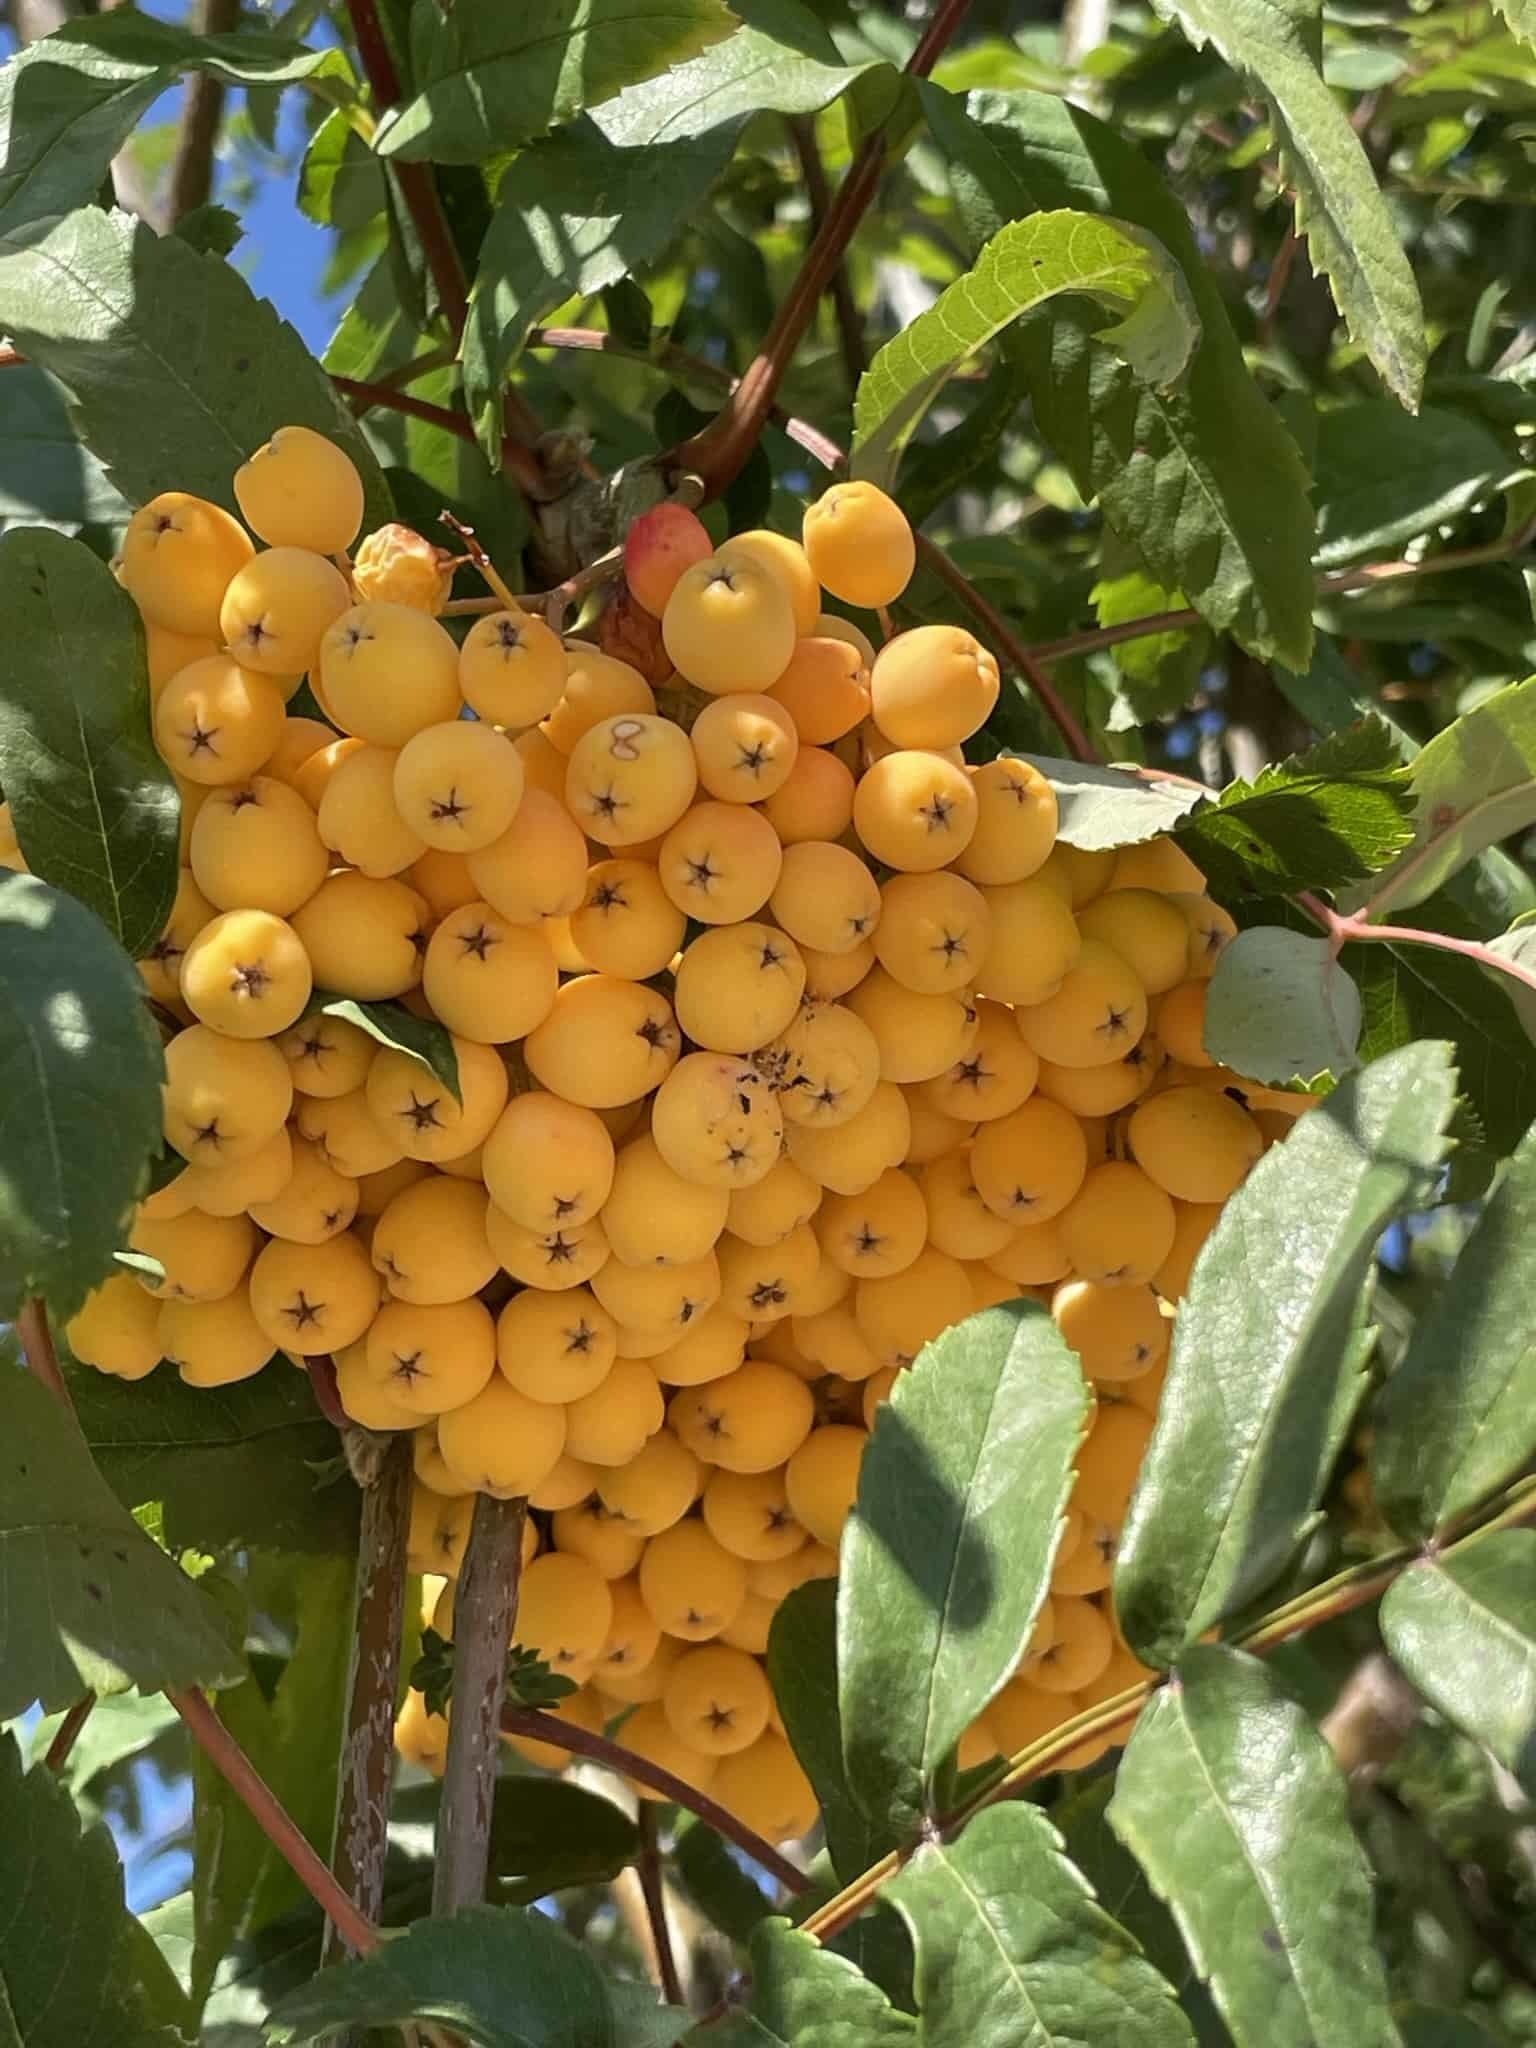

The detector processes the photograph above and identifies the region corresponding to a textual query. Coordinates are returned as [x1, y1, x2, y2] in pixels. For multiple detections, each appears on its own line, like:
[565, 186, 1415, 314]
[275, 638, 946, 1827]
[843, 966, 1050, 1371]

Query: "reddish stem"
[44, 1694, 96, 1774]
[1026, 609, 1204, 664]
[18, 1298, 74, 1411]
[1300, 897, 1536, 998]
[332, 377, 546, 498]
[635, 1804, 685, 2007]
[169, 1687, 379, 1954]
[673, 0, 976, 495]
[305, 1353, 348, 1430]
[499, 1705, 809, 1894]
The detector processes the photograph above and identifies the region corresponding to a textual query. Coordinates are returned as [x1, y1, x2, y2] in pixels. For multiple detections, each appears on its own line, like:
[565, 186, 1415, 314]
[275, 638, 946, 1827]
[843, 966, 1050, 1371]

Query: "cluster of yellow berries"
[49, 427, 1308, 1846]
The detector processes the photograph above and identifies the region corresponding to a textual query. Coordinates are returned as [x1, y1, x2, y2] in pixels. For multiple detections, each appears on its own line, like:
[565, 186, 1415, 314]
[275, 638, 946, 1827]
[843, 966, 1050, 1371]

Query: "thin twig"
[164, 0, 239, 225]
[499, 1706, 809, 1895]
[332, 377, 546, 499]
[787, 115, 866, 394]
[635, 1804, 685, 2007]
[169, 1687, 379, 1954]
[672, 0, 976, 495]
[305, 1353, 348, 1431]
[1025, 609, 1205, 665]
[44, 1694, 96, 1774]
[1306, 902, 1536, 999]
[434, 1494, 527, 1915]
[324, 1435, 412, 1965]
[1258, 218, 1299, 349]
[18, 1299, 73, 1411]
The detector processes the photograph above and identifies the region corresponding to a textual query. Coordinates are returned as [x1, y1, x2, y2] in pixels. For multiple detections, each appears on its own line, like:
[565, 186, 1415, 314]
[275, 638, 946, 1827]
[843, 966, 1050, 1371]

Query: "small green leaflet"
[1486, 917, 1536, 1044]
[0, 363, 128, 533]
[0, 527, 178, 957]
[309, 993, 461, 1101]
[0, 1370, 242, 1718]
[1205, 928, 1362, 1084]
[1381, 1533, 1536, 1794]
[0, 206, 389, 524]
[376, 0, 738, 163]
[0, 1729, 187, 2047]
[1011, 754, 1204, 851]
[851, 209, 1200, 492]
[837, 1302, 1086, 1836]
[264, 1903, 616, 2047]
[0, 871, 164, 1323]
[1372, 1117, 1536, 1539]
[1147, 0, 1424, 409]
[489, 1776, 640, 1905]
[0, 10, 352, 238]
[1109, 1647, 1400, 2048]
[689, 1919, 916, 2046]
[1116, 1042, 1457, 1666]
[888, 1804, 1195, 2048]
[1312, 401, 1518, 566]
[1173, 719, 1415, 900]
[1362, 676, 1536, 914]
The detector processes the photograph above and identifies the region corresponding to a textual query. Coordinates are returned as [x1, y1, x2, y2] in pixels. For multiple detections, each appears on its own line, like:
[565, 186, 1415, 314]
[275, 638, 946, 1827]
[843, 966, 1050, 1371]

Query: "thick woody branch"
[164, 0, 239, 226]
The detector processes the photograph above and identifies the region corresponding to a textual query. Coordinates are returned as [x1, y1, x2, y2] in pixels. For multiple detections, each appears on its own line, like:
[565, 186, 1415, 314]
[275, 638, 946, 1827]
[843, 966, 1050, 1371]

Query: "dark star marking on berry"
[401, 1093, 443, 1132]
[1098, 1004, 1132, 1038]
[567, 1319, 595, 1355]
[705, 1702, 735, 1732]
[552, 1193, 580, 1220]
[685, 854, 720, 893]
[853, 1226, 884, 1257]
[955, 1056, 990, 1091]
[286, 1292, 324, 1331]
[183, 721, 219, 756]
[593, 881, 627, 912]
[430, 787, 469, 826]
[190, 1118, 224, 1150]
[230, 787, 261, 812]
[231, 961, 269, 999]
[919, 793, 955, 832]
[495, 618, 523, 650]
[937, 930, 967, 962]
[459, 923, 495, 961]
[735, 743, 770, 777]
[591, 787, 624, 823]
[390, 1349, 425, 1384]
[543, 1234, 579, 1267]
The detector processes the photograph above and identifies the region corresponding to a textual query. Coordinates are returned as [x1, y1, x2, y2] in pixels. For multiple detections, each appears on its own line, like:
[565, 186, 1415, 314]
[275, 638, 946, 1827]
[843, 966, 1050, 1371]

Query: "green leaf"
[1109, 1646, 1398, 2048]
[689, 1918, 916, 2046]
[1205, 928, 1363, 1084]
[887, 1803, 1194, 2048]
[1147, 0, 1424, 408]
[264, 1903, 616, 2046]
[1398, 2008, 1504, 2047]
[463, 122, 736, 459]
[310, 993, 460, 1101]
[1174, 720, 1414, 901]
[0, 1369, 241, 1717]
[0, 364, 129, 534]
[767, 1579, 901, 1884]
[489, 1776, 639, 1904]
[920, 84, 1315, 668]
[1485, 918, 1536, 1045]
[851, 209, 1199, 494]
[838, 1301, 1087, 1836]
[67, 1357, 360, 1556]
[1013, 754, 1204, 851]
[1116, 1042, 1458, 1666]
[1312, 402, 1518, 566]
[0, 207, 389, 523]
[192, 1552, 354, 2004]
[30, 1686, 178, 1801]
[0, 871, 164, 1322]
[0, 528, 178, 956]
[0, 1727, 186, 2046]
[298, 109, 385, 232]
[609, 1985, 692, 2048]
[1490, 0, 1536, 47]
[674, 1817, 775, 1943]
[1094, 552, 1212, 723]
[1372, 1119, 1536, 1538]
[0, 11, 350, 238]
[1381, 1533, 1536, 1793]
[376, 0, 738, 163]
[1363, 677, 1536, 915]
[1272, 635, 1416, 761]
[172, 202, 242, 259]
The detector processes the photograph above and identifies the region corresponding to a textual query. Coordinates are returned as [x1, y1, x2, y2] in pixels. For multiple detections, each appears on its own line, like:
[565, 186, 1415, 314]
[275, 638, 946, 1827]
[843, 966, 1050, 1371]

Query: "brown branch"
[787, 115, 866, 394]
[164, 0, 239, 226]
[170, 1687, 378, 1955]
[324, 1435, 412, 1964]
[499, 1706, 810, 1895]
[672, 0, 976, 496]
[44, 1694, 96, 1774]
[635, 1804, 685, 2007]
[331, 376, 546, 498]
[1026, 609, 1205, 665]
[18, 1298, 74, 1412]
[304, 1353, 348, 1431]
[433, 1493, 528, 1915]
[1259, 219, 1299, 349]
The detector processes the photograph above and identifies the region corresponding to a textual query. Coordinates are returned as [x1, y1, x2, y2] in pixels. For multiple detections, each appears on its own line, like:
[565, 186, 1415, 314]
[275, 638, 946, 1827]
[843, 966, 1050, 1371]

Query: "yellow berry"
[564, 1356, 665, 1466]
[673, 923, 806, 1056]
[919, 1148, 1015, 1260]
[663, 1643, 772, 1755]
[569, 858, 686, 980]
[500, 1686, 603, 1771]
[650, 1308, 751, 1388]
[702, 1467, 807, 1562]
[658, 801, 783, 924]
[748, 1542, 837, 1602]
[179, 907, 312, 1038]
[353, 1155, 431, 1217]
[691, 692, 799, 803]
[352, 524, 452, 613]
[319, 603, 461, 746]
[595, 1429, 703, 1538]
[234, 425, 363, 554]
[1128, 1085, 1263, 1203]
[711, 1732, 817, 1842]
[793, 1303, 880, 1381]
[1058, 1161, 1176, 1285]
[902, 1094, 975, 1165]
[1025, 1597, 1112, 1694]
[639, 1521, 748, 1641]
[189, 775, 328, 914]
[178, 1125, 292, 1215]
[543, 647, 655, 754]
[524, 975, 680, 1107]
[600, 1132, 728, 1267]
[869, 625, 999, 749]
[801, 937, 875, 1002]
[759, 745, 855, 844]
[289, 872, 428, 1001]
[1153, 1198, 1222, 1301]
[365, 1037, 508, 1164]
[261, 714, 336, 791]
[407, 1484, 474, 1577]
[515, 1551, 614, 1681]
[853, 750, 977, 872]
[565, 712, 698, 846]
[65, 1270, 163, 1379]
[784, 1423, 866, 1546]
[439, 1376, 567, 1497]
[459, 607, 566, 727]
[154, 656, 286, 786]
[671, 1359, 815, 1474]
[954, 758, 1058, 885]
[1170, 893, 1238, 979]
[162, 1022, 291, 1164]
[497, 1285, 617, 1402]
[120, 492, 254, 636]
[769, 637, 870, 745]
[1014, 939, 1148, 1070]
[391, 719, 523, 855]
[718, 529, 820, 635]
[1110, 836, 1205, 895]
[785, 1079, 910, 1196]
[769, 841, 881, 958]
[158, 1287, 273, 1387]
[220, 547, 350, 677]
[481, 1091, 614, 1233]
[844, 968, 979, 1085]
[466, 789, 587, 925]
[802, 481, 914, 608]
[248, 1231, 378, 1354]
[662, 552, 796, 695]
[872, 870, 991, 995]
[138, 868, 216, 1006]
[295, 1085, 403, 1178]
[769, 1000, 880, 1129]
[370, 1175, 494, 1302]
[918, 999, 1038, 1125]
[727, 1155, 821, 1247]
[817, 1169, 927, 1279]
[1051, 1279, 1168, 1382]
[1154, 980, 1213, 1068]
[422, 903, 557, 1044]
[595, 1576, 664, 1687]
[552, 1498, 645, 1582]
[1077, 888, 1191, 997]
[715, 1224, 821, 1322]
[249, 1135, 358, 1245]
[129, 1204, 255, 1302]
[976, 876, 1081, 1007]
[317, 744, 426, 877]
[651, 1052, 784, 1190]
[854, 1248, 973, 1368]
[1076, 1402, 1155, 1524]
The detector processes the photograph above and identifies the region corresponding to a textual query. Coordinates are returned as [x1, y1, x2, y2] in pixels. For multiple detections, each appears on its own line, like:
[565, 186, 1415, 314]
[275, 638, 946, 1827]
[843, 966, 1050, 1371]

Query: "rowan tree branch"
[44, 1694, 96, 1774]
[499, 1704, 810, 1895]
[635, 1804, 685, 2007]
[164, 0, 239, 226]
[671, 0, 976, 496]
[331, 376, 547, 498]
[786, 115, 866, 395]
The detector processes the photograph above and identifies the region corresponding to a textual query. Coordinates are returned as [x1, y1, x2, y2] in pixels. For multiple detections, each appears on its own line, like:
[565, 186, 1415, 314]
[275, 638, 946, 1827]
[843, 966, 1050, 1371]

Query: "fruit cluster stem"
[431, 1492, 528, 1914]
